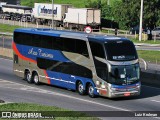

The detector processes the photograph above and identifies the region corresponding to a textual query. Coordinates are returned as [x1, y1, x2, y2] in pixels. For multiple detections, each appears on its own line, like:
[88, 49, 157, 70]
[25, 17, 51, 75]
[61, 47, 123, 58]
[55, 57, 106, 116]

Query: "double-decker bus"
[13, 28, 141, 98]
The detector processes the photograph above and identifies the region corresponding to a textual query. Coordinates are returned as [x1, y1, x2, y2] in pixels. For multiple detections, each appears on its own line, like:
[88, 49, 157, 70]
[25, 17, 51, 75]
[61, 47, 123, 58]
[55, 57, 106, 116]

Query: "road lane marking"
[151, 100, 160, 103]
[1, 79, 160, 119]
[0, 57, 12, 61]
[0, 78, 129, 111]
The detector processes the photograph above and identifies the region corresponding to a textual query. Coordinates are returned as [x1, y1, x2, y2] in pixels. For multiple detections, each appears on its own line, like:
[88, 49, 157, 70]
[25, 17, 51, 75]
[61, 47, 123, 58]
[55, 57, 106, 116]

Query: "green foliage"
[0, 103, 99, 120]
[0, 24, 21, 33]
[138, 50, 160, 64]
[85, 0, 101, 9]
[21, 0, 160, 30]
[21, 0, 51, 7]
[112, 0, 160, 29]
[21, 0, 88, 8]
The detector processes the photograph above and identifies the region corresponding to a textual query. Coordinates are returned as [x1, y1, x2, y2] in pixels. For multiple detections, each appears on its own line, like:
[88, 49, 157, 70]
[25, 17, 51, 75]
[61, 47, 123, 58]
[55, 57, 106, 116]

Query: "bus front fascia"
[91, 56, 141, 98]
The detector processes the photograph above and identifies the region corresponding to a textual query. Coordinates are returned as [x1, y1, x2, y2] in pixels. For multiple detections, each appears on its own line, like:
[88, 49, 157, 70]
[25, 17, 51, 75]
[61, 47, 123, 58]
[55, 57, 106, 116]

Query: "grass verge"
[0, 23, 21, 33]
[0, 103, 99, 120]
[0, 23, 160, 45]
[132, 39, 160, 44]
[137, 50, 160, 64]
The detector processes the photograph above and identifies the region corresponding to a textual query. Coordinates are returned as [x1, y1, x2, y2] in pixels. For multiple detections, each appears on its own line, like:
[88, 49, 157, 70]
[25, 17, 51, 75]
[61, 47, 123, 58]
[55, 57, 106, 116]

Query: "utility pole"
[52, 0, 54, 29]
[139, 0, 143, 41]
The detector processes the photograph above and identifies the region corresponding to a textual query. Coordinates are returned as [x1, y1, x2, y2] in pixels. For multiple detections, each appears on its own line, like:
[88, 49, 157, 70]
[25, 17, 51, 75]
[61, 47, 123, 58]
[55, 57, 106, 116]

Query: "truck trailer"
[2, 4, 32, 21]
[0, 2, 6, 18]
[63, 8, 101, 31]
[33, 3, 72, 26]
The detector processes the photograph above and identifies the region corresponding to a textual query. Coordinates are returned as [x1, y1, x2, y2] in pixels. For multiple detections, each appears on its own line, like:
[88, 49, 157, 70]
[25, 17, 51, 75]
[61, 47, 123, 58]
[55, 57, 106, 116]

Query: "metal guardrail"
[139, 58, 148, 70]
[102, 27, 129, 33]
[0, 32, 13, 36]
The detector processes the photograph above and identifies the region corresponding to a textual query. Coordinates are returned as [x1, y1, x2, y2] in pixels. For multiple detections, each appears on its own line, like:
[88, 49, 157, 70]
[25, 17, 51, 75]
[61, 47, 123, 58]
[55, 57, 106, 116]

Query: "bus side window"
[89, 41, 108, 81]
[76, 40, 89, 58]
[14, 54, 18, 64]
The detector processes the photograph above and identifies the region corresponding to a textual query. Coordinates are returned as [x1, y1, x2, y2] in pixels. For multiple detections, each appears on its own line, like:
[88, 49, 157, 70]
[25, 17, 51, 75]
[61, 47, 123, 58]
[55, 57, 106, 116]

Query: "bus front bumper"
[109, 90, 140, 98]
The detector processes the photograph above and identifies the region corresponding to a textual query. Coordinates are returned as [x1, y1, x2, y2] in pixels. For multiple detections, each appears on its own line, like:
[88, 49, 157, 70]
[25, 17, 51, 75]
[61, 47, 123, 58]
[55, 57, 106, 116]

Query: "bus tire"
[33, 73, 40, 85]
[88, 83, 96, 98]
[25, 71, 32, 83]
[77, 81, 86, 95]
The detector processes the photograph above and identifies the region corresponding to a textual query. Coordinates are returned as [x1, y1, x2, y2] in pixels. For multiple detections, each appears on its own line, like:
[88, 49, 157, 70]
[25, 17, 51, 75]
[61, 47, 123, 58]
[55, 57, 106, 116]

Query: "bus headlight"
[101, 84, 105, 89]
[96, 81, 100, 85]
[136, 83, 141, 89]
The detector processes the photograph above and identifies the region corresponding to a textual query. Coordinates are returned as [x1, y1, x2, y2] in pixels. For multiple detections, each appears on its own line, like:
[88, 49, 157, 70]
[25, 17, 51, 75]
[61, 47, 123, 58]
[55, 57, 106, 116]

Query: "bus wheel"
[77, 81, 86, 95]
[33, 73, 40, 85]
[25, 71, 32, 83]
[88, 83, 96, 98]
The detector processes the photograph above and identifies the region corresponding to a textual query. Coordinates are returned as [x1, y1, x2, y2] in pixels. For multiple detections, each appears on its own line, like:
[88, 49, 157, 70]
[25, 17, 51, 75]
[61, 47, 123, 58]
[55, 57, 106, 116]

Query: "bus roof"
[14, 28, 130, 43]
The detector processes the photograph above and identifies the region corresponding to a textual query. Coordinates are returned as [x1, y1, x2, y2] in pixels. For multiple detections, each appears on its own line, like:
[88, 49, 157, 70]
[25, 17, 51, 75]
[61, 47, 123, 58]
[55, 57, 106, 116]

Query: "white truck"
[0, 2, 6, 17]
[33, 3, 72, 26]
[1, 4, 32, 21]
[63, 8, 101, 31]
[0, 2, 6, 10]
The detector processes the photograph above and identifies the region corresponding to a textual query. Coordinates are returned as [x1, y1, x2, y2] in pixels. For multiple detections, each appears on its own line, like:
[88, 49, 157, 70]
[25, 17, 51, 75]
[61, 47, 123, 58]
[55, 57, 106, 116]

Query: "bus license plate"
[124, 92, 130, 96]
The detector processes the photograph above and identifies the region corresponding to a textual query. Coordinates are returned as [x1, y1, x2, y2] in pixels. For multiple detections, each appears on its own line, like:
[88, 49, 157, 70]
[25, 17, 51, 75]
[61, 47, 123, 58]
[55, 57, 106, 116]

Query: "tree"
[112, 0, 160, 29]
[21, 0, 51, 7]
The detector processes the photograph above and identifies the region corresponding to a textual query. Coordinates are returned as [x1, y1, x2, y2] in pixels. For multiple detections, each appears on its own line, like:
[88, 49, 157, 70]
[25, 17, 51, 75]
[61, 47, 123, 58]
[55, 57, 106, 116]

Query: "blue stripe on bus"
[46, 70, 98, 94]
[16, 44, 99, 95]
[16, 44, 71, 62]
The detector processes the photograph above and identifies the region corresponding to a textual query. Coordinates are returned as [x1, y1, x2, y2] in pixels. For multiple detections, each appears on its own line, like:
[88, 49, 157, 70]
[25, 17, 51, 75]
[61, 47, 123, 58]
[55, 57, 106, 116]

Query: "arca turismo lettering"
[28, 48, 53, 58]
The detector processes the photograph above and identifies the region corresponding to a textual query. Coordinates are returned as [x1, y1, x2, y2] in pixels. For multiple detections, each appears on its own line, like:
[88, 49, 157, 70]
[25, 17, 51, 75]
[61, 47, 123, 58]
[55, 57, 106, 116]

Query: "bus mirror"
[139, 58, 148, 70]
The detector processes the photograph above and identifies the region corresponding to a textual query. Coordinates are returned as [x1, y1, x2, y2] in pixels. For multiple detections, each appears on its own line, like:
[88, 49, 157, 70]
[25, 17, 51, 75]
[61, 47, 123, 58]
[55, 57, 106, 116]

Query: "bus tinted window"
[52, 37, 63, 51]
[14, 32, 89, 57]
[105, 41, 138, 61]
[14, 32, 23, 44]
[63, 38, 76, 53]
[32, 34, 41, 47]
[89, 41, 105, 58]
[89, 41, 108, 81]
[41, 35, 53, 49]
[37, 58, 92, 78]
[76, 40, 89, 57]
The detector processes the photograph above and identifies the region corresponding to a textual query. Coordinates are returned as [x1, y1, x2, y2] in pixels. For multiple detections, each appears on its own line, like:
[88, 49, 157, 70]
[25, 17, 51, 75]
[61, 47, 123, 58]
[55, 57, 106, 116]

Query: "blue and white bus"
[13, 28, 141, 98]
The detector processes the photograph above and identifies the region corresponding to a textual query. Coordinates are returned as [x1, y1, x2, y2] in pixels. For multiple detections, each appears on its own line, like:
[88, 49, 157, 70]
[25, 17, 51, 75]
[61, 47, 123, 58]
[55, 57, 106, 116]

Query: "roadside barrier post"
[2, 35, 4, 48]
[135, 31, 136, 39]
[139, 58, 148, 70]
[36, 22, 39, 28]
[125, 31, 127, 38]
[154, 33, 156, 42]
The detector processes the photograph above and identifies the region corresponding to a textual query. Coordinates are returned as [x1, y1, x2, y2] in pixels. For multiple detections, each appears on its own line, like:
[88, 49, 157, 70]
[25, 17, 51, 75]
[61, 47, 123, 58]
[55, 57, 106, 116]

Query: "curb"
[135, 43, 160, 47]
[0, 32, 13, 36]
[0, 99, 5, 103]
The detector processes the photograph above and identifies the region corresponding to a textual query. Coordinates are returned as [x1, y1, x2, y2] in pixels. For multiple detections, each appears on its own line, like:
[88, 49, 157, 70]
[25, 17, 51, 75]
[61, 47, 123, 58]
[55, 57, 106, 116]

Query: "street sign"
[84, 26, 92, 33]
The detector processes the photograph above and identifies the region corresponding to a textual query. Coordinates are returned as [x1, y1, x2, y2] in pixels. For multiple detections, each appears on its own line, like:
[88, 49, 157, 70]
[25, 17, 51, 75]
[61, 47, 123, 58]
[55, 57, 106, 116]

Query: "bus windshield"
[109, 64, 140, 85]
[105, 40, 138, 61]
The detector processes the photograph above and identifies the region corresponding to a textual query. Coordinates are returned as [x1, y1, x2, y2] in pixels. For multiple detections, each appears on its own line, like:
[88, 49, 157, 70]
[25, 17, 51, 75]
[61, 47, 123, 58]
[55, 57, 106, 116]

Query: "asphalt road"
[0, 58, 160, 120]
